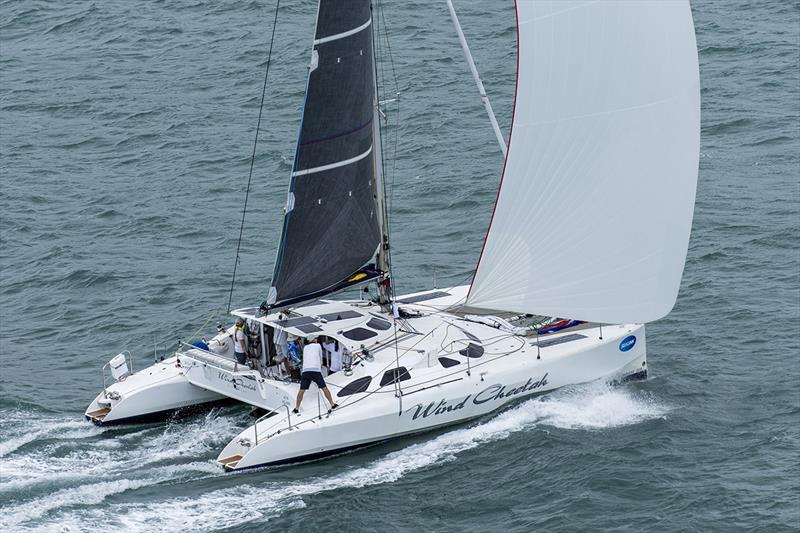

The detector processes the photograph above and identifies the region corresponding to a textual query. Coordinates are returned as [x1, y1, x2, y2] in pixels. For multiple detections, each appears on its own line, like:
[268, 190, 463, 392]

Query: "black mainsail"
[268, 0, 384, 309]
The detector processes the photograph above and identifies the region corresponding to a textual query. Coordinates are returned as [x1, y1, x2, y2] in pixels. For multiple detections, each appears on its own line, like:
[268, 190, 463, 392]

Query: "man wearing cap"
[293, 336, 338, 414]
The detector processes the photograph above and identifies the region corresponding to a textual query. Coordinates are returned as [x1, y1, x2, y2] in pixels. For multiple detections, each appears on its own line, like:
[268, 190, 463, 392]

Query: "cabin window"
[337, 376, 372, 397]
[463, 330, 480, 342]
[342, 327, 377, 341]
[379, 367, 411, 387]
[438, 357, 460, 368]
[366, 318, 391, 331]
[459, 343, 484, 358]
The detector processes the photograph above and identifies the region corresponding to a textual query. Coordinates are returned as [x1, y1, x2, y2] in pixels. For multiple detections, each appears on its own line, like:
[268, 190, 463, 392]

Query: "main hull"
[218, 323, 647, 471]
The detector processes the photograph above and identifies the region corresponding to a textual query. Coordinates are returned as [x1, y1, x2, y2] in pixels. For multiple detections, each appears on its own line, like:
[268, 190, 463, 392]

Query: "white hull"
[85, 286, 647, 474]
[212, 305, 647, 470]
[84, 356, 226, 425]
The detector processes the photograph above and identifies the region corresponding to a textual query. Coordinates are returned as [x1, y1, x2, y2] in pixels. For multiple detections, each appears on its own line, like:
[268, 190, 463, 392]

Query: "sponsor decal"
[619, 335, 637, 352]
[407, 374, 549, 421]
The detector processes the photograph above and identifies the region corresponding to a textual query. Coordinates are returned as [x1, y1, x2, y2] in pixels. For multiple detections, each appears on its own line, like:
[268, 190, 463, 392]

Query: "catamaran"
[86, 0, 700, 471]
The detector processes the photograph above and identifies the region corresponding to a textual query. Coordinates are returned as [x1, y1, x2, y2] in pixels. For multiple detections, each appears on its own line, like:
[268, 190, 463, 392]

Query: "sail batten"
[466, 0, 700, 324]
[269, 0, 382, 308]
[314, 18, 372, 45]
[292, 146, 373, 177]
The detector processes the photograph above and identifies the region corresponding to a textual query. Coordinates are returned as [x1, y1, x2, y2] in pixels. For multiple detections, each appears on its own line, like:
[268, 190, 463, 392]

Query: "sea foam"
[25, 383, 668, 532]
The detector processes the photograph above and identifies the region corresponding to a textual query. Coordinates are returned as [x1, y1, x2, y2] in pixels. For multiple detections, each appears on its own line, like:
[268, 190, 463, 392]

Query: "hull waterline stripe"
[292, 145, 373, 177]
[314, 19, 372, 45]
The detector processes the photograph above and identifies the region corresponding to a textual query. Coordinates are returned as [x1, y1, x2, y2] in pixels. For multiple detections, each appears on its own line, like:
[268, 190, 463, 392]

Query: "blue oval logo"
[619, 335, 637, 352]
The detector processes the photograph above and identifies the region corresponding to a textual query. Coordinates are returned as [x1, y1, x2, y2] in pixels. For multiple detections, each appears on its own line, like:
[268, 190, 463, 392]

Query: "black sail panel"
[269, 0, 381, 307]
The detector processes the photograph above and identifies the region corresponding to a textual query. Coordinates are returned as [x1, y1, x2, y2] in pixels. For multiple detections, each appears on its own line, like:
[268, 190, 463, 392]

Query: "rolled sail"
[466, 1, 701, 324]
[269, 0, 382, 308]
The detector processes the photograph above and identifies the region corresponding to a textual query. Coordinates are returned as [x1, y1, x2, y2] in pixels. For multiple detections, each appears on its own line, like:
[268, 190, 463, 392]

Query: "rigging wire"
[379, 2, 401, 227]
[379, 1, 401, 266]
[227, 0, 281, 313]
[373, 0, 401, 294]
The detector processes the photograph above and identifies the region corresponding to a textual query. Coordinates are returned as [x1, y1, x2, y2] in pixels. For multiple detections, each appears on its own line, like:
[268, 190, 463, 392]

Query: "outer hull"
[84, 357, 228, 425]
[219, 324, 647, 471]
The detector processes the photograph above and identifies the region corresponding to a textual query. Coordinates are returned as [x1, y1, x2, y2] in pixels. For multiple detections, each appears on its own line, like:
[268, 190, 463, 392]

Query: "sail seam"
[314, 19, 372, 45]
[300, 117, 373, 146]
[292, 145, 373, 177]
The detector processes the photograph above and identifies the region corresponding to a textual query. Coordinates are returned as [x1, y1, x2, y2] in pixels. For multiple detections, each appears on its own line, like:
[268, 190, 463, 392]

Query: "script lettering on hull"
[407, 373, 549, 421]
[217, 371, 258, 393]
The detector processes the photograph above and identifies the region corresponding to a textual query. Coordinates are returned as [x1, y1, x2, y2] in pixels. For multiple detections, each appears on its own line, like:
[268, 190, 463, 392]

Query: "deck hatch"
[366, 317, 391, 331]
[532, 333, 587, 348]
[459, 343, 484, 358]
[396, 291, 451, 304]
[318, 310, 362, 322]
[278, 316, 317, 328]
[342, 327, 377, 341]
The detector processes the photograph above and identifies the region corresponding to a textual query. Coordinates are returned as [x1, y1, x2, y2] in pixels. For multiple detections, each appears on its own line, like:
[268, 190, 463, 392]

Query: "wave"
[0, 413, 105, 458]
[0, 462, 222, 531]
[0, 409, 238, 494]
[23, 383, 667, 531]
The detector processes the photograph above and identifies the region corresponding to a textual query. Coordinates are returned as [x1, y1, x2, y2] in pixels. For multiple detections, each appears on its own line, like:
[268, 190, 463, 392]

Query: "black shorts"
[300, 371, 326, 390]
[235, 352, 247, 364]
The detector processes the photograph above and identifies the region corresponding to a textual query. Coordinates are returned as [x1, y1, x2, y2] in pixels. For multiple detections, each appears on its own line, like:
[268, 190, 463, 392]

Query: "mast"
[372, 1, 392, 306]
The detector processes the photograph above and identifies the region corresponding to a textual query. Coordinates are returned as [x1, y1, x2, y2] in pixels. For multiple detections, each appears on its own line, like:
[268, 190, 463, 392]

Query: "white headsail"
[466, 0, 701, 324]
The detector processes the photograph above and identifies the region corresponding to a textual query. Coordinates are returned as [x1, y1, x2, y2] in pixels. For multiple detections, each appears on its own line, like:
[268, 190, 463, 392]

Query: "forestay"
[467, 0, 701, 324]
[269, 0, 382, 308]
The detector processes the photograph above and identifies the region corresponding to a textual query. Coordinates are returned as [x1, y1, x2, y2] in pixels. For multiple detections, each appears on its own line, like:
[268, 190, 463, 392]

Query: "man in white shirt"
[272, 322, 292, 374]
[293, 336, 338, 414]
[322, 338, 343, 373]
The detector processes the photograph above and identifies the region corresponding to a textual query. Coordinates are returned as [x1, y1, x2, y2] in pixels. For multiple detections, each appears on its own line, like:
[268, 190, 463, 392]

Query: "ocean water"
[1, 0, 798, 531]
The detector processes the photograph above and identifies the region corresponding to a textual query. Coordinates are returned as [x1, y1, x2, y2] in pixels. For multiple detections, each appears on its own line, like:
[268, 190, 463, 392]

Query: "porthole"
[379, 367, 411, 387]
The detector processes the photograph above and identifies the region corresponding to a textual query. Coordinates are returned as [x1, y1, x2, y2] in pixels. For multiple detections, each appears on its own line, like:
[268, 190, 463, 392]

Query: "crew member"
[286, 333, 302, 369]
[233, 318, 249, 365]
[272, 318, 292, 374]
[322, 337, 343, 373]
[293, 336, 338, 414]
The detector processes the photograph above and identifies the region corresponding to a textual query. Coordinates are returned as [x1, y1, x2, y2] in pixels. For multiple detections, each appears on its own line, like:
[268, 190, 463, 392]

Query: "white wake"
[22, 382, 668, 532]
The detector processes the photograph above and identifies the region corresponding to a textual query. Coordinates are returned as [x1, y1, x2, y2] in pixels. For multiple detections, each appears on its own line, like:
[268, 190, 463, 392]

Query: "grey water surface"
[1, 1, 798, 531]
